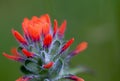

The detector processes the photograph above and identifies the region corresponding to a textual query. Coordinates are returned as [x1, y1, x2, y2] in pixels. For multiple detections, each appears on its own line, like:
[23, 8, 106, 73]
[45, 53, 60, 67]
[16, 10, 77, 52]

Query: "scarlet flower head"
[22, 14, 50, 42]
[3, 14, 88, 81]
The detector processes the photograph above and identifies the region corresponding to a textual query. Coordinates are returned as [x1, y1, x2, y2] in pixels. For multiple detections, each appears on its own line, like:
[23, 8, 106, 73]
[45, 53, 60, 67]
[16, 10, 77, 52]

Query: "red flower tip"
[42, 23, 50, 36]
[53, 19, 58, 37]
[43, 34, 53, 47]
[22, 14, 51, 41]
[40, 14, 51, 24]
[3, 52, 22, 61]
[11, 48, 19, 56]
[58, 20, 67, 38]
[43, 61, 54, 69]
[22, 49, 34, 58]
[27, 24, 42, 41]
[22, 18, 29, 35]
[16, 76, 31, 81]
[40, 14, 50, 36]
[73, 41, 88, 55]
[68, 75, 84, 81]
[45, 14, 51, 24]
[12, 29, 27, 45]
[31, 16, 39, 22]
[60, 38, 74, 54]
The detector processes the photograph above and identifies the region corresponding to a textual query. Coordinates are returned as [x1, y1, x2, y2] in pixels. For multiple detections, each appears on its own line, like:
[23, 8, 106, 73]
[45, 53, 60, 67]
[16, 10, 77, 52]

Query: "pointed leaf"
[69, 66, 94, 75]
[50, 59, 63, 78]
[24, 60, 40, 74]
[20, 65, 33, 74]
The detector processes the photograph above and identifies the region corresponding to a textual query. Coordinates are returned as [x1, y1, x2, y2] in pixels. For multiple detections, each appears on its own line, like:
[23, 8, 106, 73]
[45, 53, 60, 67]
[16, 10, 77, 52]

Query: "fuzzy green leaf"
[49, 59, 63, 79]
[20, 65, 32, 74]
[69, 66, 94, 75]
[24, 60, 41, 74]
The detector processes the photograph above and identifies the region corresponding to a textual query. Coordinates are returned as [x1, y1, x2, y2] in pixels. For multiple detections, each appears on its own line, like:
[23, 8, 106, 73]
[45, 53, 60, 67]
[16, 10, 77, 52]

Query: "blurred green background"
[0, 0, 120, 81]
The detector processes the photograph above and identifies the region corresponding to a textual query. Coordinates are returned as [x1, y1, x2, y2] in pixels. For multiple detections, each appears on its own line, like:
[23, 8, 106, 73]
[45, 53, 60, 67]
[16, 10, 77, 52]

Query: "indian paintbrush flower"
[3, 14, 88, 81]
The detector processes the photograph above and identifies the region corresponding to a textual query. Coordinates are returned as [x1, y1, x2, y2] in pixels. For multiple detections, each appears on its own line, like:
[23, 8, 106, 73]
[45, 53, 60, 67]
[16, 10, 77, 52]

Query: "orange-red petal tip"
[11, 48, 19, 56]
[22, 49, 34, 58]
[53, 19, 58, 37]
[43, 34, 53, 47]
[70, 76, 84, 81]
[58, 20, 67, 38]
[43, 62, 54, 69]
[3, 52, 22, 61]
[73, 41, 88, 55]
[12, 29, 27, 45]
[60, 38, 74, 53]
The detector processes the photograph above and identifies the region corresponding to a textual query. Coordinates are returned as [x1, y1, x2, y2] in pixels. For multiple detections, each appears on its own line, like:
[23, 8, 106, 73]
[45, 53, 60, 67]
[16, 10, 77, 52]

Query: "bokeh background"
[0, 0, 120, 81]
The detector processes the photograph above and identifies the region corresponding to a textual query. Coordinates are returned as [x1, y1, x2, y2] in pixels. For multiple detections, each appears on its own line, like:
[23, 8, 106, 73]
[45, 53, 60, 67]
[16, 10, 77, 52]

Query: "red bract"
[68, 75, 84, 81]
[22, 48, 34, 58]
[43, 34, 53, 48]
[53, 19, 58, 37]
[12, 29, 27, 45]
[3, 48, 24, 61]
[11, 48, 20, 56]
[73, 41, 88, 55]
[40, 14, 50, 36]
[16, 76, 31, 81]
[22, 14, 50, 42]
[27, 24, 42, 41]
[58, 20, 67, 38]
[43, 61, 54, 69]
[60, 38, 74, 53]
